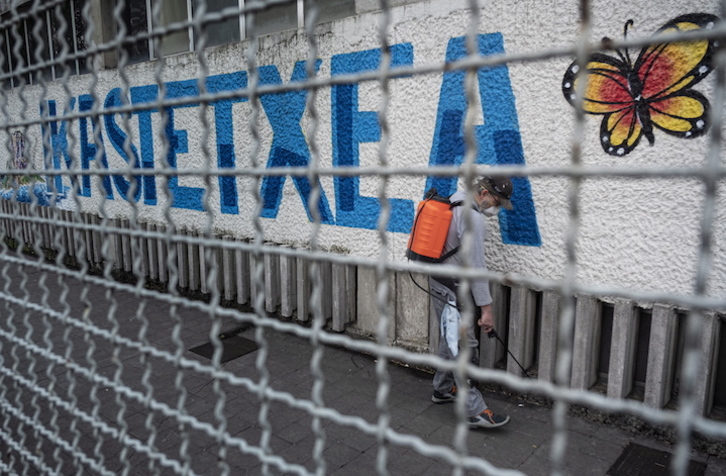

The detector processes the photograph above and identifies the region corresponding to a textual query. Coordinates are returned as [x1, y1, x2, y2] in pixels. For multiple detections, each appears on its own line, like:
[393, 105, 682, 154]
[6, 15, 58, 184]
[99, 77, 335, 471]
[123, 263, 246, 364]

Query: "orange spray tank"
[406, 189, 461, 263]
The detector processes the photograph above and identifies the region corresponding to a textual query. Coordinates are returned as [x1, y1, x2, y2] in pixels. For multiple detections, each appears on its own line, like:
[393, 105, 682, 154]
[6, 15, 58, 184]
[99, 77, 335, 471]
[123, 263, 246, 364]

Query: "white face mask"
[483, 206, 501, 217]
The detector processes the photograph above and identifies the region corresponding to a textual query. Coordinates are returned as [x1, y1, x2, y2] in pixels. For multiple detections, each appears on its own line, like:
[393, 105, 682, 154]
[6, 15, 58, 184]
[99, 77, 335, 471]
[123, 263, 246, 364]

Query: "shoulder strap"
[438, 200, 475, 262]
[439, 245, 459, 262]
[450, 200, 478, 212]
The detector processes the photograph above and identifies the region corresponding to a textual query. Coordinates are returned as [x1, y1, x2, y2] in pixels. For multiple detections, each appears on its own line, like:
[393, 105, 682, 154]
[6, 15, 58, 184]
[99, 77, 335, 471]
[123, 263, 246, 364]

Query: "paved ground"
[1, 262, 726, 475]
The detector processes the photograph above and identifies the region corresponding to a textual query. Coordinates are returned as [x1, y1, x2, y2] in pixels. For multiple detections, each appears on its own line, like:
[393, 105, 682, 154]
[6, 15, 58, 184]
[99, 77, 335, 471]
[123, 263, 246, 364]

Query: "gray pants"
[429, 277, 487, 417]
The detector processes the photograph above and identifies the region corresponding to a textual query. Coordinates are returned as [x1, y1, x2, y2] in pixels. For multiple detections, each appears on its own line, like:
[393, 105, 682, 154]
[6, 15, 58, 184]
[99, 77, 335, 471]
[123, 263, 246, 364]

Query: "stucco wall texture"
[6, 0, 725, 303]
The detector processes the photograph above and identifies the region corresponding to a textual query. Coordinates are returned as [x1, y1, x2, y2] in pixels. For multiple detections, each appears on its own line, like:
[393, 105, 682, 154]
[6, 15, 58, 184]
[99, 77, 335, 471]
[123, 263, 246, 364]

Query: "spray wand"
[487, 329, 531, 378]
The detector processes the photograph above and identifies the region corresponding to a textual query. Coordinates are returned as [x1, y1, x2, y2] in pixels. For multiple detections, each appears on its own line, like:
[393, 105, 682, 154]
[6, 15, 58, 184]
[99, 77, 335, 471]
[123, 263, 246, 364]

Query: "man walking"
[429, 175, 513, 429]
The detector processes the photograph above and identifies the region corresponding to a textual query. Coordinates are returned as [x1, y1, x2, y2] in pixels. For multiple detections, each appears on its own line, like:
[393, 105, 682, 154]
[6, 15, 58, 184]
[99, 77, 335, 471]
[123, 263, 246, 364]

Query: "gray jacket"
[441, 191, 493, 306]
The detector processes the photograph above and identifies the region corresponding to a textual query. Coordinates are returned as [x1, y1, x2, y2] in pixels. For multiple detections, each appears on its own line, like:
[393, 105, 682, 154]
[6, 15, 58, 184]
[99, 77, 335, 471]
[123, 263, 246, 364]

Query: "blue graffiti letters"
[331, 43, 415, 233]
[41, 99, 75, 195]
[258, 61, 334, 223]
[104, 88, 143, 203]
[209, 72, 248, 215]
[78, 95, 112, 198]
[41, 37, 541, 245]
[426, 34, 541, 246]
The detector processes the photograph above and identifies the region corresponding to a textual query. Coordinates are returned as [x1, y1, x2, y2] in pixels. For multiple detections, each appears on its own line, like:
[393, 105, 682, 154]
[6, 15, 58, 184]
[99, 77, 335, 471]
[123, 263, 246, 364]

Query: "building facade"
[0, 0, 724, 415]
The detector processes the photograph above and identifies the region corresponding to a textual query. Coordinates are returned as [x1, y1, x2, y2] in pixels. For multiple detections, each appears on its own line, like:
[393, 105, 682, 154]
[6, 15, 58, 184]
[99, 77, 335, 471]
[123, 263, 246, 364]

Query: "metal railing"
[0, 0, 724, 475]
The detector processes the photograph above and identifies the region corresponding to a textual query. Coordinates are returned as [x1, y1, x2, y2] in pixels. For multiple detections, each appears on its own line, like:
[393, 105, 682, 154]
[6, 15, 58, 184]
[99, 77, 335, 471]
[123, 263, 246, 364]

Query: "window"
[0, 0, 88, 89]
[0, 0, 359, 82]
[117, 0, 357, 64]
[118, 0, 151, 64]
[248, 1, 297, 37]
[305, 0, 355, 25]
[158, 1, 189, 56]
[201, 0, 241, 48]
[117, 0, 191, 64]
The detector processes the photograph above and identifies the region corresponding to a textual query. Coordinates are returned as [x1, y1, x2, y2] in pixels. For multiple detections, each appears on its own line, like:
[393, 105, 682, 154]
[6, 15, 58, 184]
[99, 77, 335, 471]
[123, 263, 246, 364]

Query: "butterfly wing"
[632, 13, 717, 140]
[562, 54, 644, 155]
[562, 13, 719, 155]
[636, 13, 718, 100]
[648, 89, 710, 138]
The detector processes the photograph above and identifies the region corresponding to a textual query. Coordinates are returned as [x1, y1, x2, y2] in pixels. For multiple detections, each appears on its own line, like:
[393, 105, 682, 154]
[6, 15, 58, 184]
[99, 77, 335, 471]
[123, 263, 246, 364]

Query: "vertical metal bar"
[64, 210, 74, 259]
[346, 264, 356, 324]
[92, 215, 103, 267]
[25, 203, 32, 246]
[146, 0, 154, 59]
[607, 300, 638, 399]
[84, 213, 94, 264]
[199, 231, 209, 294]
[214, 236, 225, 294]
[22, 18, 32, 84]
[537, 290, 561, 383]
[189, 229, 201, 292]
[157, 223, 168, 283]
[187, 0, 193, 52]
[222, 235, 235, 302]
[507, 286, 536, 377]
[139, 222, 149, 278]
[238, 0, 245, 40]
[5, 29, 13, 88]
[176, 229, 188, 289]
[695, 312, 720, 416]
[484, 282, 507, 365]
[264, 243, 280, 313]
[331, 262, 347, 332]
[46, 9, 55, 80]
[121, 218, 131, 272]
[296, 254, 309, 321]
[320, 260, 332, 320]
[38, 206, 51, 249]
[279, 245, 296, 318]
[69, 0, 80, 75]
[297, 0, 304, 29]
[17, 202, 25, 246]
[112, 217, 123, 269]
[645, 304, 678, 408]
[571, 295, 602, 390]
[148, 223, 158, 280]
[235, 238, 249, 305]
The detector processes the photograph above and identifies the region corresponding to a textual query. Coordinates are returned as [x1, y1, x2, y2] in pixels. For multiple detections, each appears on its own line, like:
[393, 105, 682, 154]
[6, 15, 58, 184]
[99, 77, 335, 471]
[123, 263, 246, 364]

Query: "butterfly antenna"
[623, 19, 635, 66]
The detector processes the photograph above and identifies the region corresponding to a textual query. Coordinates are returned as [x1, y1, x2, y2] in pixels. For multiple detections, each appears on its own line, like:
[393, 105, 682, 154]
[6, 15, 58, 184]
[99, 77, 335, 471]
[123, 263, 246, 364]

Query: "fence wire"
[0, 0, 723, 475]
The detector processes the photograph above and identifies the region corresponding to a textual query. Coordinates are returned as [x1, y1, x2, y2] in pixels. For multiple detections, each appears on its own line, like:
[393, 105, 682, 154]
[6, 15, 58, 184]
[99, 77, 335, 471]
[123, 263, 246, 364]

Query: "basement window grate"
[607, 443, 706, 476]
[189, 335, 258, 364]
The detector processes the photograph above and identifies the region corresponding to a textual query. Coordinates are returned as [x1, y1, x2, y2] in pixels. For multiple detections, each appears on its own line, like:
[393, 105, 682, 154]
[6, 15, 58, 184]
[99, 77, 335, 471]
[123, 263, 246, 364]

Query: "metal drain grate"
[607, 443, 707, 476]
[189, 335, 258, 364]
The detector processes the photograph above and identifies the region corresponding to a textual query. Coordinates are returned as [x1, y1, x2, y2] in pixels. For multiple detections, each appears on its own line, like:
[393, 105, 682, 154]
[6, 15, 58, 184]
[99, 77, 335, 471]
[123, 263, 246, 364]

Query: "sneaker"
[468, 409, 510, 429]
[431, 386, 457, 404]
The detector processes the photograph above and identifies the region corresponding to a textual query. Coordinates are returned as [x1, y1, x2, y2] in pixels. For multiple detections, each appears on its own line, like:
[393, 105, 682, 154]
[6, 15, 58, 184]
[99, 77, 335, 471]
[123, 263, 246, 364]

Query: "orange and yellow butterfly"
[562, 13, 719, 156]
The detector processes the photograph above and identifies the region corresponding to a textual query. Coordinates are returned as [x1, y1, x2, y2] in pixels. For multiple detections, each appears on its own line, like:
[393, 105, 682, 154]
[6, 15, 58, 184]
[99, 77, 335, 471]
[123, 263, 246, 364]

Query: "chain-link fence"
[0, 0, 724, 475]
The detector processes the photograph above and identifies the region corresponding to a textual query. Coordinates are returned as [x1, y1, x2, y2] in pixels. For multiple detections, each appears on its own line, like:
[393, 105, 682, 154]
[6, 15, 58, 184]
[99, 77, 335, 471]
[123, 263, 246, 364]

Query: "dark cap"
[475, 176, 514, 210]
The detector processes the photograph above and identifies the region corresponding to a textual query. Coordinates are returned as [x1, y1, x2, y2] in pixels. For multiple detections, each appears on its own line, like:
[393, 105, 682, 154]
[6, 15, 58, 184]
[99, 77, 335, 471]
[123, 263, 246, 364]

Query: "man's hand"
[478, 304, 494, 334]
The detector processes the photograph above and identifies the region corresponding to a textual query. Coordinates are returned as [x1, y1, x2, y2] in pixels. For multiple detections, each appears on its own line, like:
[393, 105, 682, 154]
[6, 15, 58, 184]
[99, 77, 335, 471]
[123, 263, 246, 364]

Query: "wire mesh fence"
[0, 0, 724, 475]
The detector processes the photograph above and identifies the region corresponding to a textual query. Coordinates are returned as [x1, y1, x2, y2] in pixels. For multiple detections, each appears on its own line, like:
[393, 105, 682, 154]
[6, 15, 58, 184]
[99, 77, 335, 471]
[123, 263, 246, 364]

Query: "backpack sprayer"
[406, 188, 531, 378]
[406, 188, 462, 263]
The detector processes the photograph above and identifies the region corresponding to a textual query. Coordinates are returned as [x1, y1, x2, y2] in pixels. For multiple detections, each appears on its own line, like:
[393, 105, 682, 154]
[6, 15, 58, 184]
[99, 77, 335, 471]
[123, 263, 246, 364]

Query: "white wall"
[3, 0, 724, 303]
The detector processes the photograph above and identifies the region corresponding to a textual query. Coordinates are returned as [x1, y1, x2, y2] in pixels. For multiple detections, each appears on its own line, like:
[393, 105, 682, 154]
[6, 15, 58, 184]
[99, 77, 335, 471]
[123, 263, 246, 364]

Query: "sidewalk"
[1, 263, 725, 475]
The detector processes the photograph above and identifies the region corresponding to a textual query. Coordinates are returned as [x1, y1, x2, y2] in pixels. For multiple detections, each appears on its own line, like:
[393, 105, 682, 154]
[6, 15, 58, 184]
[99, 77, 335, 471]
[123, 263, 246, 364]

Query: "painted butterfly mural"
[562, 13, 719, 156]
